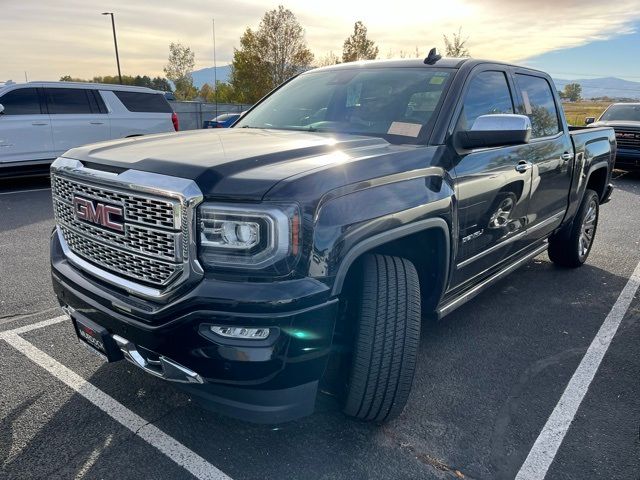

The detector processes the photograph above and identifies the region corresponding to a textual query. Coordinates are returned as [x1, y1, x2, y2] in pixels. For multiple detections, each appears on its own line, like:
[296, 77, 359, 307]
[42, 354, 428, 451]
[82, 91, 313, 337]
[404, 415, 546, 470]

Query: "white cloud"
[1, 0, 639, 81]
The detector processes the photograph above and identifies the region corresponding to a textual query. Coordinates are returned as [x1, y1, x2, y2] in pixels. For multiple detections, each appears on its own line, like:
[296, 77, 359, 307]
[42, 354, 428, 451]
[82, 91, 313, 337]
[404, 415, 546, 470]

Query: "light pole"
[101, 12, 122, 84]
[212, 18, 218, 117]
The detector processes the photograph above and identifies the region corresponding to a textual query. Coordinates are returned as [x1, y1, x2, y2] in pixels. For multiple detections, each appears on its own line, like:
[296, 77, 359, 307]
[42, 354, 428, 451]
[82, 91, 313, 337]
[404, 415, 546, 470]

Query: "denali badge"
[73, 196, 124, 233]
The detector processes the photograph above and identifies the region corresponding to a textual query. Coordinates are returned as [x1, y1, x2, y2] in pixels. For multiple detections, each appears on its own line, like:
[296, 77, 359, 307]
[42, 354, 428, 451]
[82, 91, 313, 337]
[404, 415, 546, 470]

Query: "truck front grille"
[51, 172, 187, 288]
[614, 128, 640, 150]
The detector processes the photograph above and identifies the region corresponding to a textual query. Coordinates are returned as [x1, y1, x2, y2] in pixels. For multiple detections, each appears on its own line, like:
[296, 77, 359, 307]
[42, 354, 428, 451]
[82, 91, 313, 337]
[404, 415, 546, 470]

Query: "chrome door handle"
[561, 152, 573, 161]
[515, 160, 532, 173]
[89, 121, 104, 125]
[31, 122, 48, 126]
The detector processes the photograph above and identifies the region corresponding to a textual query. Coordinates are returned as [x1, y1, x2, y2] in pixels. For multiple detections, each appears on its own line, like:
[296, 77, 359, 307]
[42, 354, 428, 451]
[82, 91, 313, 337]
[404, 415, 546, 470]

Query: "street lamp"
[101, 12, 122, 84]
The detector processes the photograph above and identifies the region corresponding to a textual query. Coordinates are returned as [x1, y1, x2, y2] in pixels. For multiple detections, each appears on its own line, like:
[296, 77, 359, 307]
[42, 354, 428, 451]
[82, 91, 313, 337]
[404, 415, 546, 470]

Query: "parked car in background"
[203, 112, 243, 129]
[0, 81, 179, 177]
[587, 103, 640, 171]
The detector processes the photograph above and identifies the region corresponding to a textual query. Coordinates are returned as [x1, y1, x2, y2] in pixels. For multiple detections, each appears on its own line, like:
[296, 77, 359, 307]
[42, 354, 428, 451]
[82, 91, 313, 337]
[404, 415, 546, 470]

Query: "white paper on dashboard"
[387, 122, 422, 137]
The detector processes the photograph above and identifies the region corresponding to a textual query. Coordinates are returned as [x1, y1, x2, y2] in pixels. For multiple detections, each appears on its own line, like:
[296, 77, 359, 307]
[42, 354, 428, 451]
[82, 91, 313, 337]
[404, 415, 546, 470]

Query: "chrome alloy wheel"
[578, 198, 598, 260]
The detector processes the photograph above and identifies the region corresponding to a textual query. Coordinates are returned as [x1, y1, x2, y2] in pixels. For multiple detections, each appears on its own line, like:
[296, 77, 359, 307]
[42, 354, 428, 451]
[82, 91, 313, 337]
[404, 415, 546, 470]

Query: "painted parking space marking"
[0, 317, 233, 480]
[515, 259, 640, 480]
[0, 187, 51, 196]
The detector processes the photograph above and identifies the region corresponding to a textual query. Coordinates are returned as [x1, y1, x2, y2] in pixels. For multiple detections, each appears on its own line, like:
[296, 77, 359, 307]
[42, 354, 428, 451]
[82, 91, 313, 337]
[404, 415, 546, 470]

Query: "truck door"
[511, 72, 573, 242]
[449, 69, 532, 289]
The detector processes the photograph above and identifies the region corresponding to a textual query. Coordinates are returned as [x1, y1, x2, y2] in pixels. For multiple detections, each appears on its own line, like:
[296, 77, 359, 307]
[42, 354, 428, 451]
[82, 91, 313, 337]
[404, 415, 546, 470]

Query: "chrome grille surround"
[51, 157, 204, 300]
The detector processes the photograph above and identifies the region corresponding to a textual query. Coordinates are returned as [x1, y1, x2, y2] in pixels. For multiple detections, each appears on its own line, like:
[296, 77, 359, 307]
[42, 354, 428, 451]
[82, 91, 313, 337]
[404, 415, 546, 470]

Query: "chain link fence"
[169, 101, 253, 131]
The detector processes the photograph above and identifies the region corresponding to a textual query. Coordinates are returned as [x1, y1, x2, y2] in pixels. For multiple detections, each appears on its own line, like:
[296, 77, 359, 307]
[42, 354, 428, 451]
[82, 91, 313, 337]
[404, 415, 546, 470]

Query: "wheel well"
[586, 167, 607, 201]
[340, 227, 448, 314]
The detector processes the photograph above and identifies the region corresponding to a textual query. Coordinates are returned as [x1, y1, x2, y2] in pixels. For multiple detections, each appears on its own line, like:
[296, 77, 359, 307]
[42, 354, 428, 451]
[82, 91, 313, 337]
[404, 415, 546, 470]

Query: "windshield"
[235, 67, 453, 143]
[600, 104, 640, 122]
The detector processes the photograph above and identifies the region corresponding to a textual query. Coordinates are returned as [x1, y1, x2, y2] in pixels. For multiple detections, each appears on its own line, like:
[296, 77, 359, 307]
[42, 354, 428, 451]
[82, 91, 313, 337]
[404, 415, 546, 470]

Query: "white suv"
[0, 81, 179, 174]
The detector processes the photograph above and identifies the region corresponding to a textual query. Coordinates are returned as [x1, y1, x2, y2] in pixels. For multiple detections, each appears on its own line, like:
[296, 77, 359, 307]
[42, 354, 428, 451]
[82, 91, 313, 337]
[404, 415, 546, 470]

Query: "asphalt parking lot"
[1, 172, 638, 480]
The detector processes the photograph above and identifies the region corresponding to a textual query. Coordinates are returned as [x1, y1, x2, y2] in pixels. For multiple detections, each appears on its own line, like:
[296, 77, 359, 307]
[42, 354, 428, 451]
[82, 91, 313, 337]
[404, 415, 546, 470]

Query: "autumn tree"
[230, 6, 313, 103]
[164, 42, 197, 100]
[443, 27, 470, 57]
[342, 21, 378, 62]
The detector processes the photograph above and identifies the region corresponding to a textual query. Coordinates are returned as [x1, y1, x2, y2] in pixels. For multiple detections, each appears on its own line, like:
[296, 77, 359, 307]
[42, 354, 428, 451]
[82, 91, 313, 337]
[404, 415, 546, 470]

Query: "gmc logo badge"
[73, 196, 124, 233]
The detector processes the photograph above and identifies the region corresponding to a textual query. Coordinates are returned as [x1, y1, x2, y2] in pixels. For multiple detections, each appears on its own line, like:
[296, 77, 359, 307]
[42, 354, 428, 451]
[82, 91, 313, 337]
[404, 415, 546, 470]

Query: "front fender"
[308, 170, 455, 295]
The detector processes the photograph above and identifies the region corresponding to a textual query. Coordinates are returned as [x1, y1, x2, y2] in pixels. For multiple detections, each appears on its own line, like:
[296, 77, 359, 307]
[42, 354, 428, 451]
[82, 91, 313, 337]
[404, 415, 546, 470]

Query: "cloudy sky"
[2, 0, 640, 82]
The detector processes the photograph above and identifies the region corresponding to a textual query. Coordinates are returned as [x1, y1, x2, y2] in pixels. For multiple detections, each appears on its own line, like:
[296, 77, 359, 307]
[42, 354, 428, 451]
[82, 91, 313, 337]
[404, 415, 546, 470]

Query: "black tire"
[548, 189, 600, 268]
[343, 254, 421, 423]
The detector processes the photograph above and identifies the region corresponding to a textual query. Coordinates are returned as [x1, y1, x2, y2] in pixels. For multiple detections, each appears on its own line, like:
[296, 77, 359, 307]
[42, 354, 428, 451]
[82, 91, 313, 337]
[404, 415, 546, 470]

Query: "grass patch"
[561, 101, 611, 126]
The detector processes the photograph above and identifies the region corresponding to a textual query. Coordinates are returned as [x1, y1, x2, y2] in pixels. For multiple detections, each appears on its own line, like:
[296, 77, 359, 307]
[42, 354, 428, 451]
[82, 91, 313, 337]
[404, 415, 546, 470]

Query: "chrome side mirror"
[585, 117, 595, 125]
[456, 114, 532, 149]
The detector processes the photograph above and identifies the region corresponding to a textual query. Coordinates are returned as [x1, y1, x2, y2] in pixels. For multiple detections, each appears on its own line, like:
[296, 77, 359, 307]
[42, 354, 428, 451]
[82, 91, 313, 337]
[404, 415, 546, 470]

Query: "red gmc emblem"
[73, 196, 124, 233]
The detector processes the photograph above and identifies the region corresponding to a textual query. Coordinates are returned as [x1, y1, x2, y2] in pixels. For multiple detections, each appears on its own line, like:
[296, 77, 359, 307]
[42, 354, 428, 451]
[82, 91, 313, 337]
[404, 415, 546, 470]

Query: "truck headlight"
[198, 203, 300, 270]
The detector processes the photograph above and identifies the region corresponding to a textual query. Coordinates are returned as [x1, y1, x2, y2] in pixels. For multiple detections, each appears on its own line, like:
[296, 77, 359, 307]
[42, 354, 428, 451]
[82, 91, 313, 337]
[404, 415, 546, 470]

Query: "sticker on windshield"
[388, 122, 422, 137]
[430, 76, 445, 85]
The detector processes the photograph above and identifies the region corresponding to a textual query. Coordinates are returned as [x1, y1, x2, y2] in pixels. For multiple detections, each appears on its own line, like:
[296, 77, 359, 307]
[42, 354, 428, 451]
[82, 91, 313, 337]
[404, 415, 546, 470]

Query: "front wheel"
[548, 189, 600, 268]
[343, 254, 421, 423]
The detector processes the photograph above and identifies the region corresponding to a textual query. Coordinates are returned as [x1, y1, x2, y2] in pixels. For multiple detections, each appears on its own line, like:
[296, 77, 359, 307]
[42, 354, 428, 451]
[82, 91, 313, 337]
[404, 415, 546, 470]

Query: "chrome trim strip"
[439, 242, 548, 318]
[456, 210, 564, 269]
[526, 210, 565, 234]
[51, 157, 204, 301]
[457, 230, 527, 269]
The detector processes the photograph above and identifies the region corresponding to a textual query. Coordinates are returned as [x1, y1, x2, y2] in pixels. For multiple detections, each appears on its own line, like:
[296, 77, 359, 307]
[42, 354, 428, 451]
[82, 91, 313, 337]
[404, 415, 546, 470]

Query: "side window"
[0, 88, 42, 115]
[113, 92, 172, 113]
[88, 90, 108, 114]
[44, 88, 93, 114]
[458, 71, 514, 130]
[514, 74, 560, 138]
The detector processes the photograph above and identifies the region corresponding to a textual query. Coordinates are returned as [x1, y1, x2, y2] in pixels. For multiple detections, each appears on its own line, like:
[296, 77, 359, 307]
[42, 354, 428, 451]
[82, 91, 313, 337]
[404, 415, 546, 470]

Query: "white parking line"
[0, 187, 51, 196]
[515, 259, 640, 480]
[0, 317, 232, 480]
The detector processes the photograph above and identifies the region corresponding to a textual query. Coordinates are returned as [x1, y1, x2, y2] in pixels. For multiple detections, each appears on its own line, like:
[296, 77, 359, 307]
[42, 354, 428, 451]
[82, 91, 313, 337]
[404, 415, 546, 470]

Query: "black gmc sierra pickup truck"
[50, 53, 615, 424]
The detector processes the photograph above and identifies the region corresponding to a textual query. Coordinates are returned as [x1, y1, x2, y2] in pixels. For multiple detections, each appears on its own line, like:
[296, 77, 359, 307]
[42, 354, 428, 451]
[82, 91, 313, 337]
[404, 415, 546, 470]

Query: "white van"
[0, 81, 179, 175]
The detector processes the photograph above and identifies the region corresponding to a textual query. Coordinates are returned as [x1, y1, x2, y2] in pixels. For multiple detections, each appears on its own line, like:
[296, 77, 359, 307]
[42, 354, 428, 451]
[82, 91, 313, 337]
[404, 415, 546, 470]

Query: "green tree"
[164, 42, 197, 100]
[59, 74, 173, 92]
[443, 27, 470, 57]
[199, 82, 239, 103]
[151, 77, 172, 92]
[230, 6, 313, 103]
[563, 83, 582, 102]
[342, 21, 378, 62]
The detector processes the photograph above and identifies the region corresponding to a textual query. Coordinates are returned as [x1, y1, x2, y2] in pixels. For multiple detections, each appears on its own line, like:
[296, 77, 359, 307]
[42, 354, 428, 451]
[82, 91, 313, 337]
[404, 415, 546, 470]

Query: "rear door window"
[458, 71, 514, 130]
[514, 74, 560, 138]
[113, 91, 172, 113]
[0, 88, 42, 115]
[44, 88, 94, 114]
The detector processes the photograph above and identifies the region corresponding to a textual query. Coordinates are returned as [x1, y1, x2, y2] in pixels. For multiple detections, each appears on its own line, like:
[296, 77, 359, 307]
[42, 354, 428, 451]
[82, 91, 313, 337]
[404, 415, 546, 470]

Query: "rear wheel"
[343, 254, 421, 423]
[548, 189, 599, 268]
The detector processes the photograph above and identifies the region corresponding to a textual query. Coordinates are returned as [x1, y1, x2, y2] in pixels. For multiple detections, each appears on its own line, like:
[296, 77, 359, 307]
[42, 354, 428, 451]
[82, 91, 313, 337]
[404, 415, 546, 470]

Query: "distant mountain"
[552, 77, 640, 100]
[191, 65, 232, 88]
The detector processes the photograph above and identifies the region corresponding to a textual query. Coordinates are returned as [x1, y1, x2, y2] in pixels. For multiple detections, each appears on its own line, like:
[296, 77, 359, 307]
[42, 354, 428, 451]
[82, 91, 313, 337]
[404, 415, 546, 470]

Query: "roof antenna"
[424, 48, 442, 65]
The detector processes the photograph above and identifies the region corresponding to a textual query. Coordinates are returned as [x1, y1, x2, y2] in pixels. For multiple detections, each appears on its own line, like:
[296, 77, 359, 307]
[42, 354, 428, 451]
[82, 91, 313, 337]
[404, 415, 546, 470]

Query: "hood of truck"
[62, 128, 392, 200]
[591, 120, 640, 129]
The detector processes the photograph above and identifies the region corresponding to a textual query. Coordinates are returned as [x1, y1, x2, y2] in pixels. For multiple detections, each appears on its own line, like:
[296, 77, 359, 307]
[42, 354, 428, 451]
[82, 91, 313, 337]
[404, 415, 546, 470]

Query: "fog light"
[210, 326, 270, 340]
